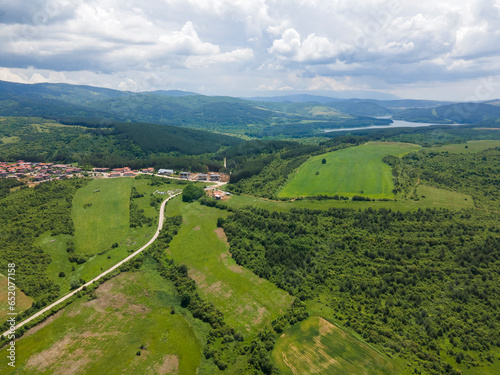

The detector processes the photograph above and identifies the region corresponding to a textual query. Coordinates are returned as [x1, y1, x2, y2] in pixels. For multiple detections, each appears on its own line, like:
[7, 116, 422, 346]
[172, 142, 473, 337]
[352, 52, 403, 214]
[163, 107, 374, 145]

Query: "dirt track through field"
[2, 192, 181, 338]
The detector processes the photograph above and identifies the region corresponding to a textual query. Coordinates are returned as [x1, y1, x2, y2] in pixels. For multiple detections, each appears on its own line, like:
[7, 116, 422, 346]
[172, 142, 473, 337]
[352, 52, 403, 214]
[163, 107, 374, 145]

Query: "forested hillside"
[386, 147, 500, 210]
[0, 179, 88, 304]
[219, 203, 500, 374]
[0, 117, 240, 170]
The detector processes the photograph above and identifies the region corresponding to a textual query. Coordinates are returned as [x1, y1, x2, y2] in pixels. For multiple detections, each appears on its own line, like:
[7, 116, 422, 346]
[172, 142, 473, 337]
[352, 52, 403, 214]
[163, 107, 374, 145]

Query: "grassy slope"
[72, 178, 132, 256]
[37, 178, 187, 294]
[279, 142, 421, 199]
[0, 259, 217, 375]
[0, 275, 33, 325]
[430, 139, 500, 153]
[416, 185, 473, 208]
[165, 197, 293, 333]
[226, 190, 474, 213]
[273, 316, 402, 375]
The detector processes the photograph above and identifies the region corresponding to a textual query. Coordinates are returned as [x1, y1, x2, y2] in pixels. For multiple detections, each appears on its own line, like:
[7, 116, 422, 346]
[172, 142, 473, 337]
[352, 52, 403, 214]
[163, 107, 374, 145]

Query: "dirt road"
[2, 192, 181, 338]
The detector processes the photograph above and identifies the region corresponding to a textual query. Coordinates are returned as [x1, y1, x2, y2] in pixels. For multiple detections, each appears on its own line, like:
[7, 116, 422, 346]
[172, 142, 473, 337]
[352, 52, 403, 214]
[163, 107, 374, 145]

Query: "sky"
[1, 0, 500, 101]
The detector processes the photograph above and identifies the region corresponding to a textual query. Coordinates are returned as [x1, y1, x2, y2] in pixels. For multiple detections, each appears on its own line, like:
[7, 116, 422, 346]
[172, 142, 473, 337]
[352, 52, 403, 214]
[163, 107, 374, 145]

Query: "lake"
[323, 120, 464, 133]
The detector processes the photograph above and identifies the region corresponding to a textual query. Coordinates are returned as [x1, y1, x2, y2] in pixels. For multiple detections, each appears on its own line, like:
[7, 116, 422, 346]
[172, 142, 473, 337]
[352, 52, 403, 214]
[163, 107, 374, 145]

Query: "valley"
[1, 85, 500, 375]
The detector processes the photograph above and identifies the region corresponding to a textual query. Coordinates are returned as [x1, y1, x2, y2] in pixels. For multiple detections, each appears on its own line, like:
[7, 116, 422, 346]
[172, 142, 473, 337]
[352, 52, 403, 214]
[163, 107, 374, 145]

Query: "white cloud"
[1, 0, 500, 98]
[268, 28, 343, 63]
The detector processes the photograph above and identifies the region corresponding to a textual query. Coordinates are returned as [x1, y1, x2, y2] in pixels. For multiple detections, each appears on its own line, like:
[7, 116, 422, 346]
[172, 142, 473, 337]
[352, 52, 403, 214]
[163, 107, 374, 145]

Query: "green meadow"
[0, 274, 33, 325]
[0, 259, 217, 375]
[165, 197, 294, 333]
[431, 139, 500, 153]
[273, 316, 402, 375]
[278, 142, 421, 199]
[226, 187, 474, 213]
[37, 177, 188, 294]
[72, 178, 133, 256]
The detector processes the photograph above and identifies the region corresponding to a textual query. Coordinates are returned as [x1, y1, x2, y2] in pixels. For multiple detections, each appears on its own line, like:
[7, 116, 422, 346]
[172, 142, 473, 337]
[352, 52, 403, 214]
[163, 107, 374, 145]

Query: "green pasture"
[273, 316, 402, 375]
[430, 139, 500, 153]
[279, 142, 421, 199]
[225, 187, 475, 213]
[0, 274, 33, 325]
[416, 185, 473, 208]
[72, 178, 133, 256]
[0, 260, 215, 375]
[165, 197, 293, 333]
[37, 177, 187, 294]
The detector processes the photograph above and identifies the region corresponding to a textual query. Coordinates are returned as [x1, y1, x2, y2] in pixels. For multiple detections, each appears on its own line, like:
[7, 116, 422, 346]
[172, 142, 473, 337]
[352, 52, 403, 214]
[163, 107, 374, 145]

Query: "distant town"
[0, 160, 229, 185]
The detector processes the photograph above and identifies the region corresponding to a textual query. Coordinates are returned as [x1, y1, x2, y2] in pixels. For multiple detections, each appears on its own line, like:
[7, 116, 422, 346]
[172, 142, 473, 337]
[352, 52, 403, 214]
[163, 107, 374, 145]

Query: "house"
[109, 172, 121, 178]
[180, 172, 190, 179]
[142, 168, 154, 173]
[197, 174, 208, 181]
[158, 169, 174, 175]
[210, 174, 221, 181]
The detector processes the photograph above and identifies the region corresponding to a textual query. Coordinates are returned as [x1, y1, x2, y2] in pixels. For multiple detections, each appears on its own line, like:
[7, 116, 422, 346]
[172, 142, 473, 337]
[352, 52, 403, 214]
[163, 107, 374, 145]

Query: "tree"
[181, 293, 191, 307]
[58, 271, 66, 277]
[182, 184, 205, 202]
[322, 158, 326, 164]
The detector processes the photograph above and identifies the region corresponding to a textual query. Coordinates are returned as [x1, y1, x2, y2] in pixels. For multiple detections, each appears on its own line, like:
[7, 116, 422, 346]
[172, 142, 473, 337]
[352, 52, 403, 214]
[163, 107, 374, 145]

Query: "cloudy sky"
[1, 0, 500, 100]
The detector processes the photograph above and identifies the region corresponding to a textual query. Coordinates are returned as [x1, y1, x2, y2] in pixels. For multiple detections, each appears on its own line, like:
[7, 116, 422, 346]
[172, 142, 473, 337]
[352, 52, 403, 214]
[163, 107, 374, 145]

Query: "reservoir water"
[323, 120, 464, 133]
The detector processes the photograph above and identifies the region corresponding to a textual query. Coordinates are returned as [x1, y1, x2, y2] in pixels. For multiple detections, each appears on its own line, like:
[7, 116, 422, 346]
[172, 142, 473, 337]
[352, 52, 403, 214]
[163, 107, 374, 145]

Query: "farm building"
[180, 172, 190, 179]
[158, 169, 174, 175]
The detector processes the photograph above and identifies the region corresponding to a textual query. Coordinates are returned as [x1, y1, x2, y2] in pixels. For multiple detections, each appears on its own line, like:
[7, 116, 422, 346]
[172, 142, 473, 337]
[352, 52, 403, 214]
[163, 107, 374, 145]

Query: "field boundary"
[2, 193, 181, 338]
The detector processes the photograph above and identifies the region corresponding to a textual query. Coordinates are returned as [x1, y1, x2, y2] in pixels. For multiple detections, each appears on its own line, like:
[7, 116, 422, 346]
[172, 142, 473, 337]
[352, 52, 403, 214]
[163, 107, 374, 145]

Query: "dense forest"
[387, 147, 500, 210]
[217, 202, 500, 374]
[0, 117, 238, 171]
[0, 179, 88, 304]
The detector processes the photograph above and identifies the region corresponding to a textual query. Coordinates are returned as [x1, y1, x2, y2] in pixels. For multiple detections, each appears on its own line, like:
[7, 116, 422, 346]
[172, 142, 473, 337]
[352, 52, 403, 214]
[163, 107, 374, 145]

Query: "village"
[0, 160, 83, 181]
[0, 160, 230, 199]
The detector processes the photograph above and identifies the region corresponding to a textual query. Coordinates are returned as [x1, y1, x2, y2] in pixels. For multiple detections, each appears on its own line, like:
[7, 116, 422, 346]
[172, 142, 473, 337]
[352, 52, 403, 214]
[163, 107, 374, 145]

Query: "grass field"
[279, 142, 421, 199]
[0, 274, 33, 325]
[72, 178, 133, 256]
[273, 316, 402, 375]
[417, 185, 473, 208]
[165, 198, 293, 333]
[225, 188, 474, 213]
[37, 177, 188, 294]
[431, 140, 500, 153]
[0, 260, 217, 375]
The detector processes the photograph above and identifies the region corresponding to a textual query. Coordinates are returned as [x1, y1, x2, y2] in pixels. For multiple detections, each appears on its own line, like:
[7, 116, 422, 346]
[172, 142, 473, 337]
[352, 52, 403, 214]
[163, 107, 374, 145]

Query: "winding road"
[2, 192, 181, 338]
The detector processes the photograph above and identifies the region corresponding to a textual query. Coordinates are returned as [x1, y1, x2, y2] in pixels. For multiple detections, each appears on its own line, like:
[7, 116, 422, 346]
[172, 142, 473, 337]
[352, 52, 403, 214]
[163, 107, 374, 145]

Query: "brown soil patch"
[26, 333, 101, 374]
[214, 228, 246, 274]
[214, 228, 229, 247]
[285, 343, 338, 374]
[192, 225, 200, 231]
[188, 268, 207, 288]
[156, 354, 179, 375]
[255, 306, 267, 325]
[318, 317, 337, 336]
[228, 264, 245, 274]
[53, 348, 92, 375]
[83, 273, 150, 315]
[207, 281, 232, 299]
[188, 269, 233, 299]
[26, 335, 73, 372]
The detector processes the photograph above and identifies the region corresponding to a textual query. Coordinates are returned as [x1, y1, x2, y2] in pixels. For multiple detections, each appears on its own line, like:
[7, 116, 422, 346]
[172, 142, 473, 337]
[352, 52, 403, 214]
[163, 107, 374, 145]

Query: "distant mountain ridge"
[1, 79, 500, 137]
